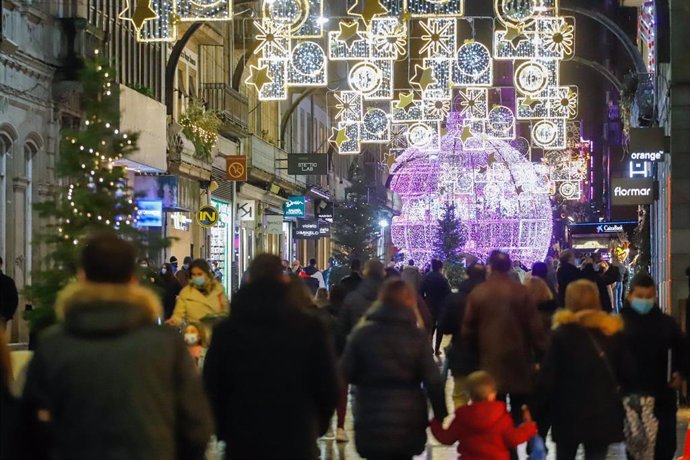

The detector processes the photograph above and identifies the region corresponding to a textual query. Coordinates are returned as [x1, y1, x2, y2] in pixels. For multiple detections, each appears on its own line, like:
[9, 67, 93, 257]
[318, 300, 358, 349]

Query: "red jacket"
[430, 401, 537, 460]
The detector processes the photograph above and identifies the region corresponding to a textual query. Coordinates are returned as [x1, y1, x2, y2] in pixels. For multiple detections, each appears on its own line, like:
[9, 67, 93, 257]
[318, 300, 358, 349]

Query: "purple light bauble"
[390, 127, 553, 267]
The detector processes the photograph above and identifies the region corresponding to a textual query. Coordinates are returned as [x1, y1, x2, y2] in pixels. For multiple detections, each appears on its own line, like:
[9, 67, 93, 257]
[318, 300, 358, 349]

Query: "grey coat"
[338, 277, 383, 337]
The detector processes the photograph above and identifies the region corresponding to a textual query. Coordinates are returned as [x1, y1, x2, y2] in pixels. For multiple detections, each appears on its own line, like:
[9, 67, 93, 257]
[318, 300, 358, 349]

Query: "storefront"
[209, 198, 232, 294]
[567, 221, 637, 258]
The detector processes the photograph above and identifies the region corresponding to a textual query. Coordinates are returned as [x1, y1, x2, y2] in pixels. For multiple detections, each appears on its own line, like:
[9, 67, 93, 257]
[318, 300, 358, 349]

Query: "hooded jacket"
[22, 282, 213, 460]
[342, 302, 447, 459]
[431, 401, 537, 460]
[171, 281, 228, 325]
[338, 277, 383, 337]
[203, 280, 339, 460]
[533, 308, 634, 446]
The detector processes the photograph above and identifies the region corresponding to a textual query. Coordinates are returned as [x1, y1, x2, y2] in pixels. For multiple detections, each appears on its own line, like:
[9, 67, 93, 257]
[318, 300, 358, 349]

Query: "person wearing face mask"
[620, 273, 689, 460]
[168, 259, 229, 327]
[175, 256, 193, 287]
[156, 262, 182, 320]
[183, 323, 207, 367]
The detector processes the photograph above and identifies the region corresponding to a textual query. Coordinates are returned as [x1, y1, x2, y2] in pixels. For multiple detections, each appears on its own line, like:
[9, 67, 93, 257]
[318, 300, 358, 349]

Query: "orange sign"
[226, 156, 247, 181]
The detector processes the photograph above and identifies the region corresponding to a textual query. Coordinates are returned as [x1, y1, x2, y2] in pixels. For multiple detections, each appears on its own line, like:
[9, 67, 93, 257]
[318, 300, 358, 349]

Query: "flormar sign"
[611, 178, 655, 206]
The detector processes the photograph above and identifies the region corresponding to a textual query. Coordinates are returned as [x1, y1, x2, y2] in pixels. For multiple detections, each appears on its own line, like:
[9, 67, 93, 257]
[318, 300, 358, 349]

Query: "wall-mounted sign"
[629, 128, 665, 162]
[284, 196, 306, 218]
[569, 221, 637, 236]
[171, 212, 192, 231]
[318, 220, 331, 236]
[629, 161, 652, 178]
[136, 200, 163, 227]
[266, 215, 284, 235]
[134, 175, 179, 210]
[611, 178, 655, 206]
[196, 205, 219, 228]
[295, 219, 320, 240]
[288, 153, 328, 175]
[237, 199, 256, 222]
[316, 201, 334, 223]
[226, 155, 248, 181]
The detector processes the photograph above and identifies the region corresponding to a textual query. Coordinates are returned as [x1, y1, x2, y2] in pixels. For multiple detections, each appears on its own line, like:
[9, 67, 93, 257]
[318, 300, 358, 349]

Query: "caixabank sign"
[611, 178, 655, 206]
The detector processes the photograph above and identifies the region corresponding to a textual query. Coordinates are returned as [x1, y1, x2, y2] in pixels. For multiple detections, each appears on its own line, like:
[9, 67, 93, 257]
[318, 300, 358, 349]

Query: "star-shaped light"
[254, 20, 289, 57]
[516, 185, 525, 195]
[487, 153, 497, 166]
[348, 0, 388, 26]
[396, 91, 415, 110]
[119, 0, 158, 32]
[410, 64, 437, 92]
[337, 21, 363, 47]
[419, 20, 454, 56]
[334, 92, 359, 121]
[246, 65, 273, 92]
[460, 126, 473, 142]
[503, 25, 528, 48]
[478, 166, 488, 175]
[521, 96, 540, 109]
[330, 127, 350, 148]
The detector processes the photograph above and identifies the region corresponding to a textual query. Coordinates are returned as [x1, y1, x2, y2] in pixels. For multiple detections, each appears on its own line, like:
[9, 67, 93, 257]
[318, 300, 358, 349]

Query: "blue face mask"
[630, 298, 654, 315]
[191, 275, 206, 287]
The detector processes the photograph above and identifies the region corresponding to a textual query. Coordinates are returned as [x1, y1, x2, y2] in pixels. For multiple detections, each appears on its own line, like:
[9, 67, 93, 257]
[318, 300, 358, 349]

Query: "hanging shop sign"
[629, 128, 666, 162]
[288, 154, 328, 175]
[284, 196, 306, 218]
[611, 178, 655, 206]
[568, 221, 638, 236]
[316, 201, 334, 223]
[237, 199, 256, 222]
[318, 220, 331, 237]
[226, 155, 248, 181]
[295, 219, 320, 240]
[266, 215, 284, 235]
[196, 205, 220, 228]
[136, 200, 163, 227]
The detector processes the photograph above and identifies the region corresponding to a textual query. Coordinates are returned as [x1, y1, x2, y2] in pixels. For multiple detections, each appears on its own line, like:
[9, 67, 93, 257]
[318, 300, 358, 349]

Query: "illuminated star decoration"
[334, 92, 359, 121]
[337, 21, 363, 47]
[254, 20, 289, 57]
[246, 65, 273, 91]
[460, 126, 473, 142]
[119, 0, 158, 32]
[516, 185, 524, 195]
[521, 95, 540, 108]
[503, 24, 528, 48]
[396, 91, 415, 110]
[330, 127, 350, 148]
[348, 0, 388, 26]
[411, 65, 437, 93]
[487, 152, 497, 166]
[419, 20, 454, 56]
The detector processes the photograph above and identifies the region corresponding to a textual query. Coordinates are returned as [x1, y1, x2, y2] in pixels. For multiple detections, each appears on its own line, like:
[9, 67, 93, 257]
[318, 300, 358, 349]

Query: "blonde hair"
[378, 279, 424, 328]
[467, 371, 497, 402]
[565, 279, 601, 312]
[524, 277, 554, 304]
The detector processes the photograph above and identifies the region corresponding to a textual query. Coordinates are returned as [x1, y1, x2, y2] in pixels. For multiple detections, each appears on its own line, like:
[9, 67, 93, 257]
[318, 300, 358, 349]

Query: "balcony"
[201, 83, 249, 135]
[247, 135, 306, 190]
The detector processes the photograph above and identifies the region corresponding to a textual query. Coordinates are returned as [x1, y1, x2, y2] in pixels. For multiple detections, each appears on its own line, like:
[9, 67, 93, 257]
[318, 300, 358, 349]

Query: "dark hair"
[81, 232, 136, 284]
[431, 259, 443, 271]
[408, 259, 415, 266]
[630, 272, 656, 290]
[329, 284, 347, 306]
[350, 259, 361, 271]
[161, 262, 176, 283]
[363, 259, 385, 280]
[488, 250, 511, 273]
[170, 256, 178, 264]
[248, 254, 284, 282]
[309, 258, 317, 266]
[183, 256, 193, 265]
[559, 250, 574, 265]
[0, 256, 3, 266]
[531, 262, 548, 279]
[467, 263, 487, 282]
[385, 267, 401, 279]
[189, 259, 212, 278]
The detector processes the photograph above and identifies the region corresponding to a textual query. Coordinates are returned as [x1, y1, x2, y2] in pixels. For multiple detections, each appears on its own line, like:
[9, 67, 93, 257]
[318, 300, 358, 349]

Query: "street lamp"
[378, 219, 389, 228]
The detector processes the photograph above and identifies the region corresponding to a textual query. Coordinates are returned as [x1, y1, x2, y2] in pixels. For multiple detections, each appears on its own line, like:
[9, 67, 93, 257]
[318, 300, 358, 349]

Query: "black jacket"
[439, 278, 483, 376]
[342, 302, 447, 459]
[203, 280, 339, 460]
[0, 271, 19, 321]
[581, 265, 612, 312]
[22, 282, 213, 460]
[420, 271, 452, 317]
[339, 277, 383, 337]
[620, 304, 689, 405]
[556, 262, 583, 307]
[340, 271, 363, 293]
[534, 309, 634, 446]
[157, 275, 182, 319]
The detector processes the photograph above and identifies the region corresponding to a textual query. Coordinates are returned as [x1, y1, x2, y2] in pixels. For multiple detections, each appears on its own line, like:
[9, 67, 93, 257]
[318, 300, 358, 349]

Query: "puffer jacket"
[338, 277, 383, 336]
[342, 302, 447, 459]
[171, 281, 229, 324]
[22, 282, 213, 460]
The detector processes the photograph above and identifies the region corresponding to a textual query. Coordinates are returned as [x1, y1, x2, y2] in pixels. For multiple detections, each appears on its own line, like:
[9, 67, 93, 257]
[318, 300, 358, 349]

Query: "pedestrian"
[291, 259, 303, 276]
[533, 279, 633, 460]
[1, 327, 19, 460]
[339, 259, 385, 338]
[620, 273, 688, 460]
[342, 279, 448, 460]
[212, 261, 223, 283]
[0, 256, 19, 331]
[420, 259, 452, 356]
[281, 259, 292, 275]
[431, 370, 537, 460]
[326, 284, 351, 443]
[581, 259, 613, 313]
[462, 250, 545, 460]
[340, 259, 363, 293]
[384, 266, 401, 279]
[183, 322, 207, 367]
[401, 259, 423, 292]
[524, 276, 557, 340]
[532, 261, 557, 300]
[314, 287, 329, 308]
[556, 250, 583, 307]
[156, 262, 182, 320]
[175, 256, 192, 286]
[167, 259, 229, 326]
[545, 256, 559, 294]
[203, 254, 339, 460]
[303, 258, 326, 294]
[22, 233, 213, 460]
[170, 256, 179, 273]
[439, 262, 486, 406]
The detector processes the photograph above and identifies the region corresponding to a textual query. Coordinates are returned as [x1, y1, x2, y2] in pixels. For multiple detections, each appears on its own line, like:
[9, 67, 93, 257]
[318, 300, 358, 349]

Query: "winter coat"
[431, 401, 537, 460]
[440, 279, 483, 376]
[581, 265, 613, 312]
[175, 267, 190, 287]
[22, 282, 213, 460]
[340, 271, 363, 293]
[401, 266, 423, 291]
[342, 302, 448, 459]
[620, 304, 689, 406]
[533, 309, 634, 446]
[203, 280, 339, 460]
[0, 270, 19, 321]
[1, 365, 19, 460]
[420, 271, 452, 317]
[556, 262, 583, 307]
[462, 273, 546, 394]
[156, 275, 182, 319]
[171, 282, 229, 325]
[339, 277, 383, 337]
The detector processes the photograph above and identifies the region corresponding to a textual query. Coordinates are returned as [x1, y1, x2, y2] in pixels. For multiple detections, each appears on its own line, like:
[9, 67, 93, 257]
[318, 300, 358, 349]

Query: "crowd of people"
[0, 233, 688, 460]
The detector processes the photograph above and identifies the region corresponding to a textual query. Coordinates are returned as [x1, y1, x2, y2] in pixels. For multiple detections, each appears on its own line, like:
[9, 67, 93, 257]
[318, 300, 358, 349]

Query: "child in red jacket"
[431, 371, 537, 460]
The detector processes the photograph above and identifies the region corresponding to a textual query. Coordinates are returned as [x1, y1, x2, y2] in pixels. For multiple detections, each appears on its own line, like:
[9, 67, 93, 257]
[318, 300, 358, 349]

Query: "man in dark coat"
[620, 273, 689, 460]
[581, 261, 613, 312]
[340, 259, 363, 293]
[0, 257, 19, 330]
[22, 233, 212, 460]
[556, 250, 583, 307]
[420, 259, 452, 355]
[175, 256, 192, 287]
[338, 259, 385, 337]
[204, 254, 339, 460]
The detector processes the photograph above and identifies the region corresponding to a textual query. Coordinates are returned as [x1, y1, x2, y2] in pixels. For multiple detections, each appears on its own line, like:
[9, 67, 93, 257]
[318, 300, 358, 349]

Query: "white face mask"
[184, 333, 199, 345]
[161, 268, 167, 275]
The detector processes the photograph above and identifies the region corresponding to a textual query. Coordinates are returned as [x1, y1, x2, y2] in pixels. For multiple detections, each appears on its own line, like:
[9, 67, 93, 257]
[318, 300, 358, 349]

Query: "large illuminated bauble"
[390, 132, 553, 267]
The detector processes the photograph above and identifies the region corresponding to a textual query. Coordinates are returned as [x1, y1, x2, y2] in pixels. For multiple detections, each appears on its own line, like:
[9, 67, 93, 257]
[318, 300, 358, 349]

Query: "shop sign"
[211, 200, 232, 224]
[136, 200, 163, 227]
[284, 196, 306, 217]
[266, 215, 284, 235]
[611, 178, 655, 206]
[226, 156, 248, 181]
[568, 221, 637, 236]
[316, 201, 334, 223]
[237, 199, 256, 222]
[295, 219, 320, 239]
[288, 153, 328, 175]
[171, 212, 192, 231]
[133, 175, 179, 210]
[197, 205, 220, 228]
[318, 220, 331, 236]
[629, 128, 665, 162]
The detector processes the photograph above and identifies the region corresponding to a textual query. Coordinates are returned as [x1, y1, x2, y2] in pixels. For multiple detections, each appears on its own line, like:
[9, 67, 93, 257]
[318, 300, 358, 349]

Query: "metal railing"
[201, 83, 249, 131]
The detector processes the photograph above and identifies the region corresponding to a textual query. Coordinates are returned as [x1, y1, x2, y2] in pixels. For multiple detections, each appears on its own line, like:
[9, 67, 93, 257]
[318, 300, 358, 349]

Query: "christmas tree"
[433, 201, 468, 288]
[332, 159, 377, 264]
[25, 56, 149, 331]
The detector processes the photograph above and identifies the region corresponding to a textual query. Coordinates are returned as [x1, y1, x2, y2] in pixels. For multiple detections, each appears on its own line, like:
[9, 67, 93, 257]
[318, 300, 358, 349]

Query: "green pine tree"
[332, 159, 378, 263]
[433, 201, 469, 289]
[25, 58, 152, 331]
